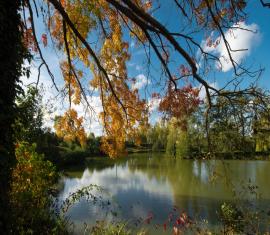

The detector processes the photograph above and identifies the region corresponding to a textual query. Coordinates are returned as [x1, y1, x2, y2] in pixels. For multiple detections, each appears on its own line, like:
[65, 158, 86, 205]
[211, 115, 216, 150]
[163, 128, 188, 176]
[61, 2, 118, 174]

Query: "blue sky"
[22, 1, 270, 136]
[246, 1, 270, 88]
[125, 1, 270, 99]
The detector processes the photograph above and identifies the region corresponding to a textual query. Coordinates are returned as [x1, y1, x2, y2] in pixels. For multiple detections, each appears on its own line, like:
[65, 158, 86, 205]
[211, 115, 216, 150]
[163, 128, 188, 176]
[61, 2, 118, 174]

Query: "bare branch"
[260, 0, 270, 8]
[36, 62, 44, 89]
[27, 0, 59, 91]
[173, 0, 188, 17]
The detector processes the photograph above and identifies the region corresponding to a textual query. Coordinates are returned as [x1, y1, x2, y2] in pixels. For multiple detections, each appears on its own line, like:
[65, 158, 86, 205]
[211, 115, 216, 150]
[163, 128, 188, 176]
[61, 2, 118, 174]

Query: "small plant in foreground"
[10, 142, 67, 234]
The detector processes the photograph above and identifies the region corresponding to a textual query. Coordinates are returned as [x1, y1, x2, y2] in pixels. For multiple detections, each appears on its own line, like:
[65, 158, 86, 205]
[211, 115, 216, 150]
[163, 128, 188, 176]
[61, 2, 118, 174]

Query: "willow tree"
[1, 0, 269, 229]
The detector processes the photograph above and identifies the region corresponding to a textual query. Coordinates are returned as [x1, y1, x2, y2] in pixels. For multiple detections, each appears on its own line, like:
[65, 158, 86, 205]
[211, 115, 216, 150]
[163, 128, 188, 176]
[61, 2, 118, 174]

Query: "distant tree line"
[133, 90, 270, 159]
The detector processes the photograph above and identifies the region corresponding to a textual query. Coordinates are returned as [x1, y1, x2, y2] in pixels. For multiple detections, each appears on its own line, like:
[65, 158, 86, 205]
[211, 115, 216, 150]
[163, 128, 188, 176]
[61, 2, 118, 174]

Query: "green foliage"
[166, 121, 177, 156]
[220, 202, 244, 233]
[14, 86, 44, 143]
[58, 147, 88, 166]
[207, 94, 270, 155]
[211, 126, 244, 153]
[135, 92, 270, 159]
[219, 181, 270, 234]
[10, 142, 66, 234]
[165, 119, 191, 158]
[86, 133, 103, 155]
[255, 132, 270, 152]
[187, 112, 208, 156]
[88, 221, 146, 235]
[146, 121, 168, 151]
[176, 131, 190, 158]
[52, 133, 103, 166]
[161, 92, 270, 158]
[90, 221, 132, 235]
[254, 108, 270, 152]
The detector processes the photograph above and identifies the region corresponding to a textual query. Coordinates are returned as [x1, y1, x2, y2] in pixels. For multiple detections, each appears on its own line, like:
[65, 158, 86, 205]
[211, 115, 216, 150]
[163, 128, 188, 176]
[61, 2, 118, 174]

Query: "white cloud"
[45, 95, 104, 136]
[57, 165, 174, 226]
[20, 62, 65, 130]
[198, 82, 219, 101]
[21, 64, 59, 91]
[148, 97, 161, 112]
[21, 63, 104, 136]
[131, 74, 150, 90]
[84, 96, 104, 136]
[87, 95, 103, 114]
[64, 95, 104, 136]
[202, 22, 261, 72]
[58, 165, 173, 203]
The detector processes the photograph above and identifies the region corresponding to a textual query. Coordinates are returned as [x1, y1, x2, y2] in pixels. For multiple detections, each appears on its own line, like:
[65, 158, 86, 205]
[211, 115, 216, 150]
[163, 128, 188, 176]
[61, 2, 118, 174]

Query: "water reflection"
[58, 153, 270, 233]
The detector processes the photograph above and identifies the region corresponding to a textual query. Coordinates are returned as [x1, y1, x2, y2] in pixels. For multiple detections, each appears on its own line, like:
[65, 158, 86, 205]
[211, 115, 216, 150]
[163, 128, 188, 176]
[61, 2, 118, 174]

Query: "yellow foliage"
[49, 0, 150, 157]
[54, 108, 87, 147]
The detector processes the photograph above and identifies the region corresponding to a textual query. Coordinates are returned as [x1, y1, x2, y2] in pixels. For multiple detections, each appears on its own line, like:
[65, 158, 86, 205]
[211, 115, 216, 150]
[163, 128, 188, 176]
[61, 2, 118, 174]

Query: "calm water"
[57, 153, 270, 234]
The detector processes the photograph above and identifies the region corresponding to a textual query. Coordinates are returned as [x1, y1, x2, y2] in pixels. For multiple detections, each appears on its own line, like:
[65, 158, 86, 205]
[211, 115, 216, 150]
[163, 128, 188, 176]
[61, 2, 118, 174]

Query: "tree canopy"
[20, 0, 270, 157]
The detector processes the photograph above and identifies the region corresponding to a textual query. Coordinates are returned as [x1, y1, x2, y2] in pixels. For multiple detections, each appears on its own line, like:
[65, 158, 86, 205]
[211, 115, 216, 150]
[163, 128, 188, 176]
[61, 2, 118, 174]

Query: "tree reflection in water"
[57, 153, 270, 234]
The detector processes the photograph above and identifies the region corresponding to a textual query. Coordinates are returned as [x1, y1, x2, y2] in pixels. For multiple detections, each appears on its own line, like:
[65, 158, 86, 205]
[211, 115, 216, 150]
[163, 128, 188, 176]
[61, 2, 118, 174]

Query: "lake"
[57, 153, 270, 234]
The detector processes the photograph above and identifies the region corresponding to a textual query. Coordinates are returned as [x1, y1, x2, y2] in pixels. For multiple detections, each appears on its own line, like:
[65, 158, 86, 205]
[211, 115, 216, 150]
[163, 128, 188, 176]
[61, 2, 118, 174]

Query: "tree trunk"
[0, 0, 25, 231]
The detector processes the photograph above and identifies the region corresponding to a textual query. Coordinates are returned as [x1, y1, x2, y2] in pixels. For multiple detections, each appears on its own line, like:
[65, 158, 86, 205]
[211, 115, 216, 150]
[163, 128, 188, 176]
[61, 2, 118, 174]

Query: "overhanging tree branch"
[48, 0, 128, 120]
[27, 0, 59, 91]
[260, 0, 270, 8]
[62, 20, 94, 113]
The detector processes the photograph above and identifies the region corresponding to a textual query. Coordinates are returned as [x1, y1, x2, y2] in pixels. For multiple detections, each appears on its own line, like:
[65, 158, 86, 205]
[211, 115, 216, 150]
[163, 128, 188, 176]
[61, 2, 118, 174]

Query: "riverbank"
[185, 151, 270, 160]
[41, 144, 270, 168]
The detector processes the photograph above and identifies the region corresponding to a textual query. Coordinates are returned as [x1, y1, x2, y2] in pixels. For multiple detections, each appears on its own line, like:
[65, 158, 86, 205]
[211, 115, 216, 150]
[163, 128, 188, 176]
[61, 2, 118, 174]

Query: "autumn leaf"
[41, 33, 47, 47]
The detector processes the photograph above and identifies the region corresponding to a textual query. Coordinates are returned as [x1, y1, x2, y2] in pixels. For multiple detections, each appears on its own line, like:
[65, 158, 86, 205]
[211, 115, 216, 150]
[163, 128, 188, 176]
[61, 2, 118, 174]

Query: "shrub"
[10, 142, 67, 234]
[90, 221, 132, 235]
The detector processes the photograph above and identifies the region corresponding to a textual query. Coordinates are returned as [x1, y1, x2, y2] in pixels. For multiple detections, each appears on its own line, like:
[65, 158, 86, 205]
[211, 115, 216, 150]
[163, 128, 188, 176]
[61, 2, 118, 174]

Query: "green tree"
[187, 108, 208, 156]
[166, 118, 191, 158]
[86, 133, 102, 155]
[208, 95, 256, 154]
[14, 86, 44, 143]
[176, 130, 190, 158]
[253, 106, 270, 152]
[146, 121, 168, 151]
[166, 119, 178, 156]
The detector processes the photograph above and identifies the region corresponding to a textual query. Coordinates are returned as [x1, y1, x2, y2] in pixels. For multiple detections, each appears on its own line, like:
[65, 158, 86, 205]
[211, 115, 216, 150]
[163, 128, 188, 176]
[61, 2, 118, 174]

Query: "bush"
[10, 142, 67, 234]
[89, 221, 146, 235]
[219, 182, 270, 234]
[91, 221, 132, 235]
[38, 145, 88, 167]
[220, 202, 244, 233]
[58, 149, 88, 166]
